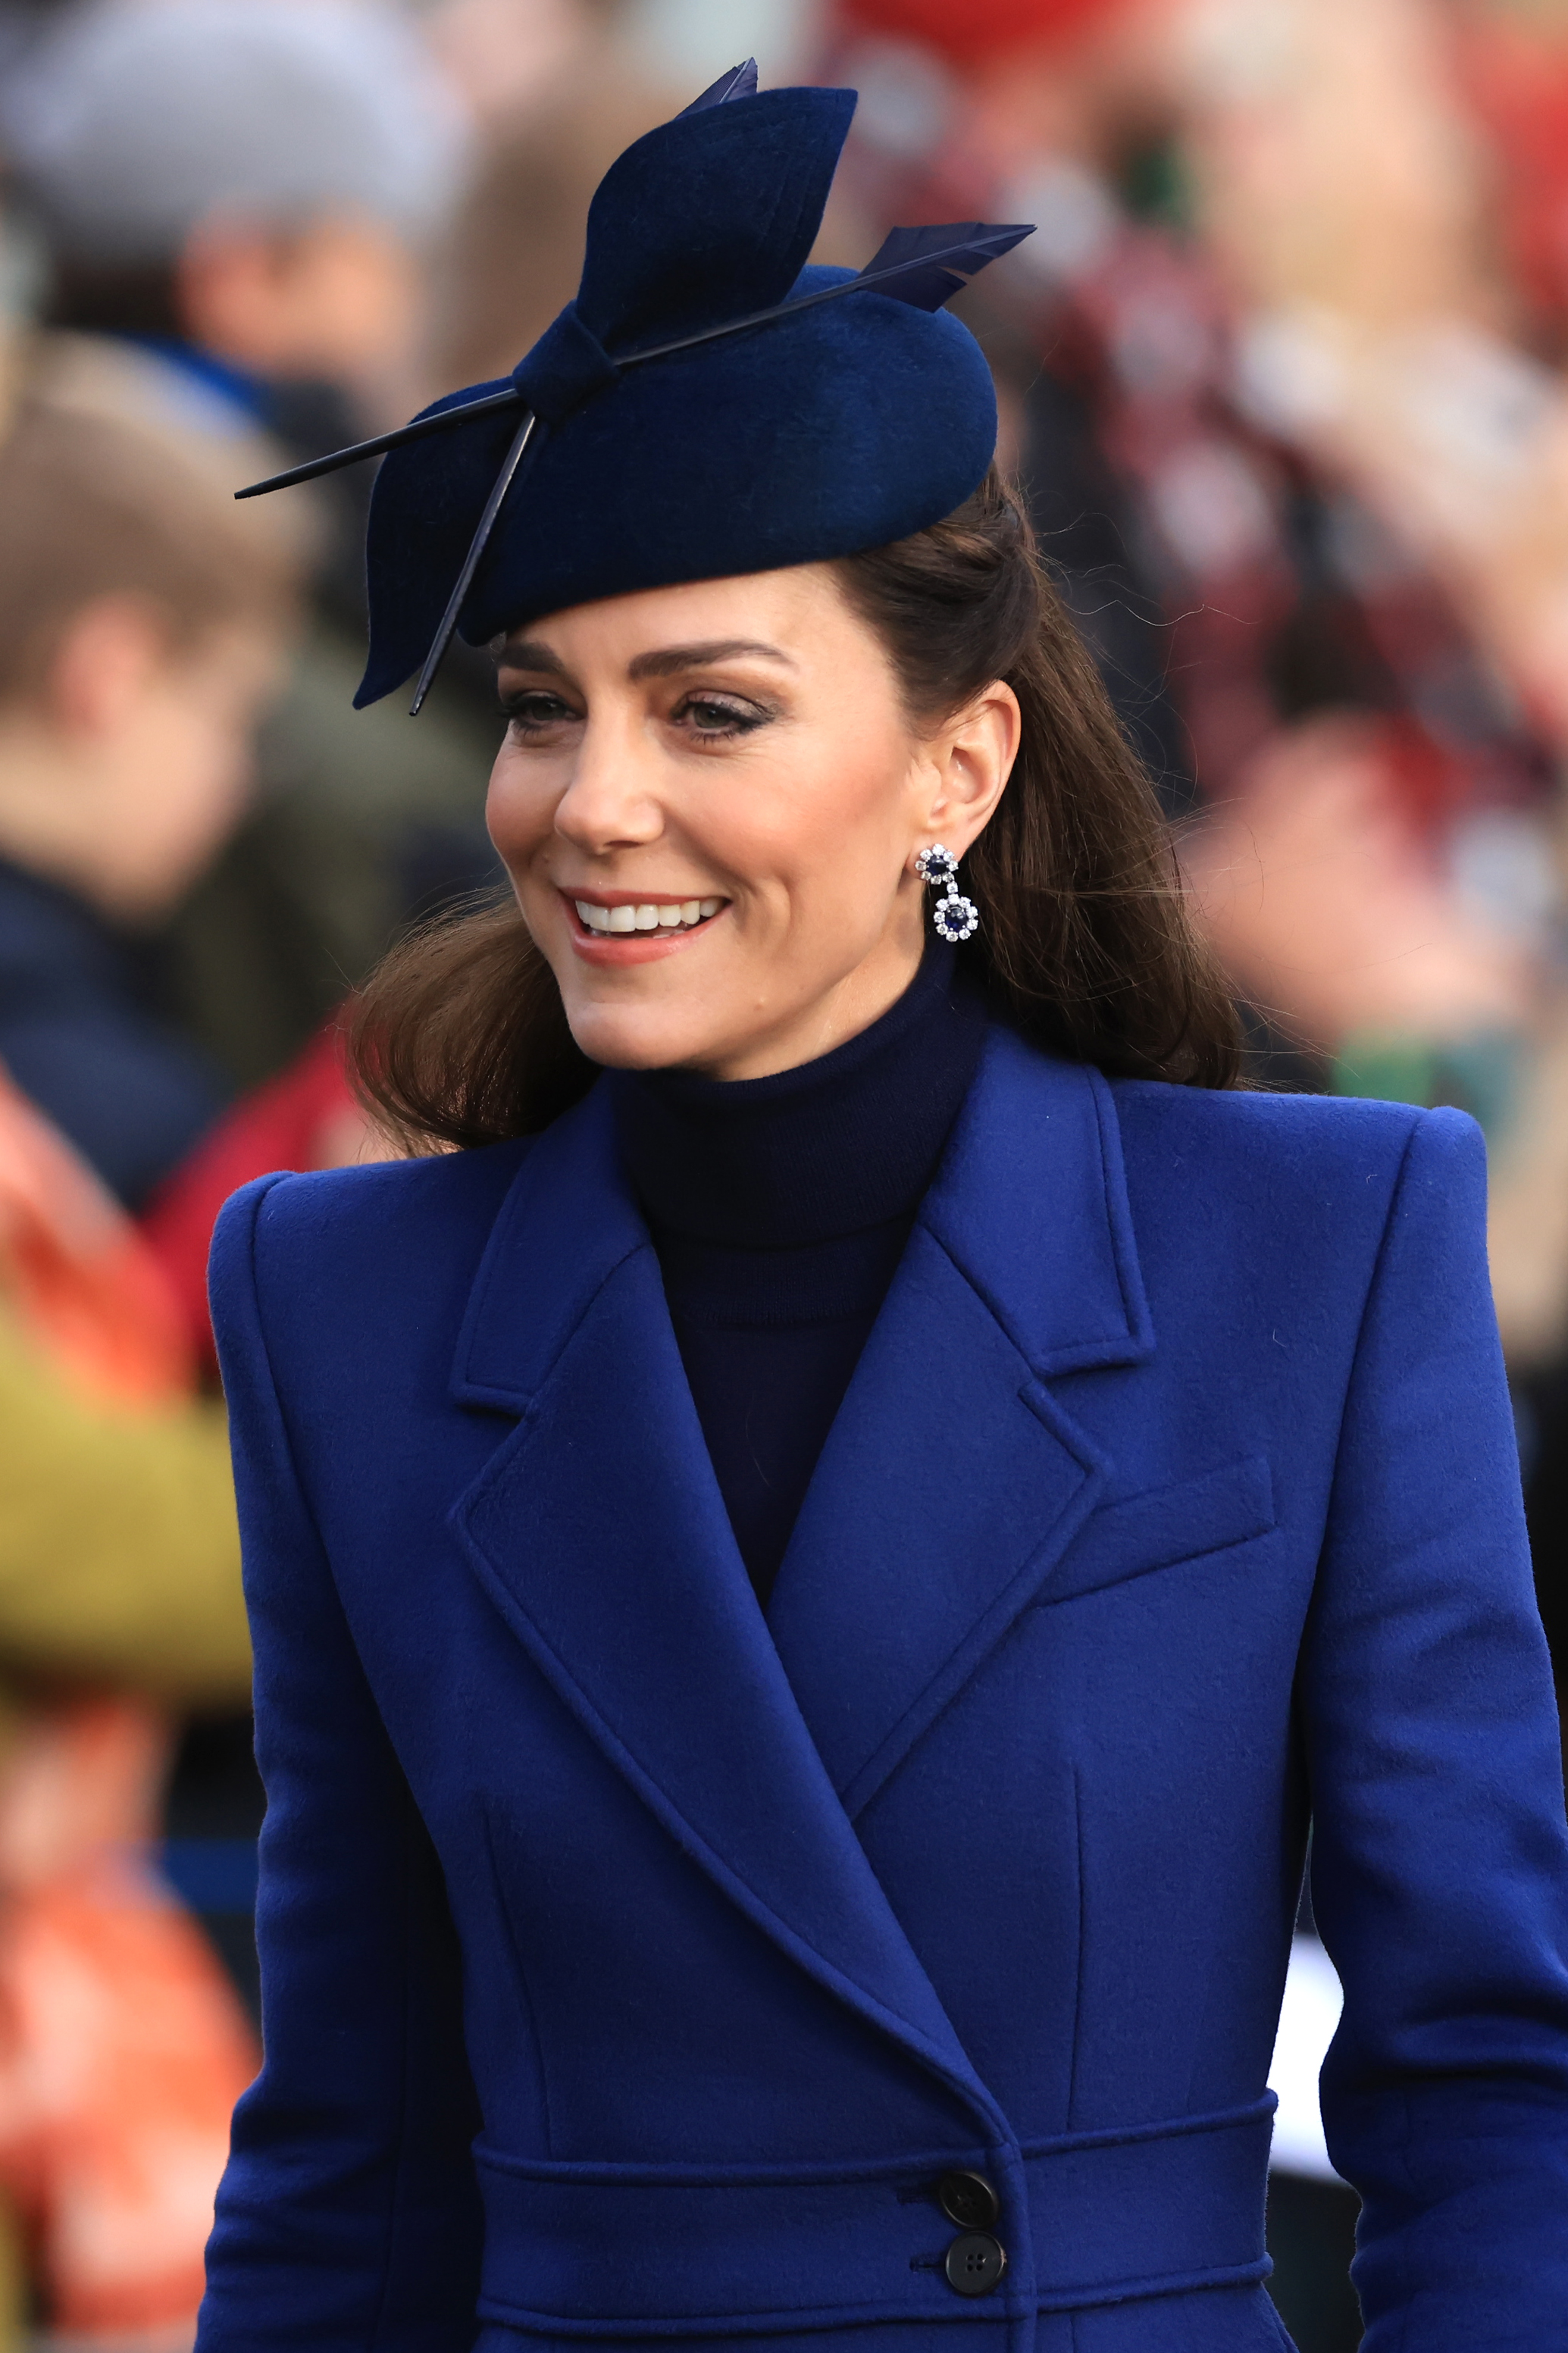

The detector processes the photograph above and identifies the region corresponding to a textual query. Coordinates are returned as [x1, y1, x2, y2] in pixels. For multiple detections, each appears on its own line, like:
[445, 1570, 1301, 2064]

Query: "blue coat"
[196, 1028, 1568, 2353]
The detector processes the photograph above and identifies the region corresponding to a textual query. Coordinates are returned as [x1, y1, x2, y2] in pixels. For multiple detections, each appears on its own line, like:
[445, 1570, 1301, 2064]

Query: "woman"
[198, 69, 1568, 2353]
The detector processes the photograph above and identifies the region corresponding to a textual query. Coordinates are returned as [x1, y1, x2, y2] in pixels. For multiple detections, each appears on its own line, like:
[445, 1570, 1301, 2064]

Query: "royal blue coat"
[196, 1028, 1568, 2353]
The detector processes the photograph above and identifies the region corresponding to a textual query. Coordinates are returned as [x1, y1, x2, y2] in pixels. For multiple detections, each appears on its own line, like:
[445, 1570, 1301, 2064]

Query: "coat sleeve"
[196, 1175, 484, 2353]
[1304, 1106, 1568, 2349]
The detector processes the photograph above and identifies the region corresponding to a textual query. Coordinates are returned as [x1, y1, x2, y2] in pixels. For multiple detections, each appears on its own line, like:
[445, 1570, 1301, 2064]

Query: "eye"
[502, 689, 579, 734]
[672, 692, 770, 740]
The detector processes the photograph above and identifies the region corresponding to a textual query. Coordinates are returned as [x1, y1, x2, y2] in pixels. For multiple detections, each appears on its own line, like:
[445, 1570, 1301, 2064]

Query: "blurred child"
[2, 0, 456, 419]
[0, 385, 300, 1206]
[0, 2, 495, 1103]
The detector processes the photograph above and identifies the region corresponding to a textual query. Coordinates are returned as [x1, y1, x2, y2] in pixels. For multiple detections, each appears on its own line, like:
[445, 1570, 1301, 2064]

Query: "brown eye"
[676, 694, 767, 737]
[505, 691, 577, 732]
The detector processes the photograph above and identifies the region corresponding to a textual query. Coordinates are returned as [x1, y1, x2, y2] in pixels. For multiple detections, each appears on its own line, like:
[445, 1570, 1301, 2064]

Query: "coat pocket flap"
[1039, 1455, 1275, 1608]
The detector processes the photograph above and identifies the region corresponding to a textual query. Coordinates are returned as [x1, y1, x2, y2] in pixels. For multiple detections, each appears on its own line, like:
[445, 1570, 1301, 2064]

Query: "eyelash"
[501, 690, 771, 743]
[674, 693, 769, 740]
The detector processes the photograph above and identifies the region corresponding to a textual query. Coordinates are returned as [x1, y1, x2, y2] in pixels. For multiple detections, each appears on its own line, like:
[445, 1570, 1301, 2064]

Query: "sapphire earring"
[915, 844, 979, 943]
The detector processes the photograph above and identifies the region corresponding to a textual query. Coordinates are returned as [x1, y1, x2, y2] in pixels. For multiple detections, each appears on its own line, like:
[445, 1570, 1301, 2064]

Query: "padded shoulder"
[1106, 1074, 1469, 1193]
[1101, 1078, 1488, 1313]
[210, 1140, 537, 1385]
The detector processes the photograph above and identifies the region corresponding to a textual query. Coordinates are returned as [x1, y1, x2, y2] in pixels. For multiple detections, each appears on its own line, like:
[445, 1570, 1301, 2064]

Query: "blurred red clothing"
[140, 1023, 359, 1378]
[1458, 20, 1568, 339]
[0, 1069, 258, 2336]
[840, 0, 1129, 63]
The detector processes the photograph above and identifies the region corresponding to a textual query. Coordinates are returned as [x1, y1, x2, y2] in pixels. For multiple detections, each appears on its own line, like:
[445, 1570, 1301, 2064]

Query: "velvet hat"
[239, 63, 1031, 711]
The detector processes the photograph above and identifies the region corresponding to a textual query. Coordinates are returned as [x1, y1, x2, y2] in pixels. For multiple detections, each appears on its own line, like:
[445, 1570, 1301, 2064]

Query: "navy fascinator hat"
[239, 61, 1032, 712]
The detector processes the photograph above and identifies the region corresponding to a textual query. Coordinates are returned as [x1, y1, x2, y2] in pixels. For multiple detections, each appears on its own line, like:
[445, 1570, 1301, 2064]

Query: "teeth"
[574, 897, 724, 936]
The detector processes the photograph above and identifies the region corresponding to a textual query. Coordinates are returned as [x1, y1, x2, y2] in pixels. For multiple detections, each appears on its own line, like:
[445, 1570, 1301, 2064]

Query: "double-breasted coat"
[195, 1028, 1568, 2353]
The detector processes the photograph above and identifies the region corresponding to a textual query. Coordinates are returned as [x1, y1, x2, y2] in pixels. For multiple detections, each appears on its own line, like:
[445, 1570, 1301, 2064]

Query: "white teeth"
[574, 896, 725, 934]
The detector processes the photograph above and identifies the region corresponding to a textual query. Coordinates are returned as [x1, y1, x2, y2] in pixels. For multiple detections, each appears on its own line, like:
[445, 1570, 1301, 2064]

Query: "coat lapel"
[768, 1031, 1153, 1820]
[448, 1087, 1005, 2132]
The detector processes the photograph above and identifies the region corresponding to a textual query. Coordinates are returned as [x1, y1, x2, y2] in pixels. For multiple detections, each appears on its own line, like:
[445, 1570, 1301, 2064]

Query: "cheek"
[485, 744, 547, 862]
[716, 727, 912, 905]
[152, 704, 248, 819]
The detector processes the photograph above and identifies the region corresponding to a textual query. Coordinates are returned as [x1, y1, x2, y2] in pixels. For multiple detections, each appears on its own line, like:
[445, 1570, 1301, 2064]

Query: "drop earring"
[914, 844, 979, 943]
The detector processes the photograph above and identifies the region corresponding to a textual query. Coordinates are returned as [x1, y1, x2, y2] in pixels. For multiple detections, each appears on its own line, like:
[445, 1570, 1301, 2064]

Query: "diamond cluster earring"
[915, 845, 979, 943]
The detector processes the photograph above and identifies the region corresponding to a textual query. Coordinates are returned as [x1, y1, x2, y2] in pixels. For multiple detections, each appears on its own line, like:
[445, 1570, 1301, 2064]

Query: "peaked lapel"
[448, 1086, 1007, 2136]
[768, 1031, 1153, 1819]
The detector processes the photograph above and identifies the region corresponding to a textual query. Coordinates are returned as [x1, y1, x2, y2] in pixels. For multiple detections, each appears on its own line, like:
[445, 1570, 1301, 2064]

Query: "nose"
[552, 712, 665, 856]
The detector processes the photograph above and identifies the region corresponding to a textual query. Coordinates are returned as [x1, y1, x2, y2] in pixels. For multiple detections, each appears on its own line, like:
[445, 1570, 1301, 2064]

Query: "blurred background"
[0, 0, 1566, 2342]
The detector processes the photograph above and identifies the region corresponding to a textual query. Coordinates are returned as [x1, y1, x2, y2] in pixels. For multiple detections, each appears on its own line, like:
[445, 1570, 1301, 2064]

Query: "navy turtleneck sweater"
[610, 947, 987, 1607]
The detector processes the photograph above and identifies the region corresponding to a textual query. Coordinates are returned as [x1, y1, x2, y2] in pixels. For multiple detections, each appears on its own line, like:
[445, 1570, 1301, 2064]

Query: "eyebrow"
[493, 635, 793, 681]
[626, 639, 794, 680]
[493, 638, 568, 676]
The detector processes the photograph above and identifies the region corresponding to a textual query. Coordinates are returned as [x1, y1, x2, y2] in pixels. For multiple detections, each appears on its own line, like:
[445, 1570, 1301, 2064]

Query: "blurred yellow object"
[0, 1306, 246, 1705]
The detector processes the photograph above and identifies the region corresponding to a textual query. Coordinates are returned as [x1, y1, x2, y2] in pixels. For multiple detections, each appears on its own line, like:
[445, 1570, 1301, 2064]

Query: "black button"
[944, 2233, 1007, 2297]
[937, 2170, 1000, 2230]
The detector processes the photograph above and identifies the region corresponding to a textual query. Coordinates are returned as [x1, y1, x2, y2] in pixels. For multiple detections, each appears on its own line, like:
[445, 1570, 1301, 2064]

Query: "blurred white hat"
[2, 0, 464, 263]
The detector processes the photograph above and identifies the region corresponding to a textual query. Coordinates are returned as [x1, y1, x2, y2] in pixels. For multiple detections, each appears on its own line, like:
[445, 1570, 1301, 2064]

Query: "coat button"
[944, 2232, 1007, 2297]
[937, 2170, 1000, 2230]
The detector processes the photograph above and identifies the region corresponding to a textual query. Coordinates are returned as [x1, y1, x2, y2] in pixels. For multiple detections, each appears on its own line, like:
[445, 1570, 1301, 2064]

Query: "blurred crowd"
[0, 0, 1565, 2343]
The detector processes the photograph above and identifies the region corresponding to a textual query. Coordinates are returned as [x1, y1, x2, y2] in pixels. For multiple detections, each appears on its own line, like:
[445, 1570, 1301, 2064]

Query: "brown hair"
[0, 386, 302, 702]
[352, 465, 1241, 1150]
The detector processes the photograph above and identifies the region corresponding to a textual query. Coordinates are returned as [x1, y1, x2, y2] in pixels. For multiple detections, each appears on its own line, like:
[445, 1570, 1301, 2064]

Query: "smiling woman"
[197, 61, 1568, 2353]
[352, 464, 1236, 1143]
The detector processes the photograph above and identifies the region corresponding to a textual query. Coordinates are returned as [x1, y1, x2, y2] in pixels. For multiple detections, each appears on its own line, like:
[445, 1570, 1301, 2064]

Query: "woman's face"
[487, 564, 1018, 1080]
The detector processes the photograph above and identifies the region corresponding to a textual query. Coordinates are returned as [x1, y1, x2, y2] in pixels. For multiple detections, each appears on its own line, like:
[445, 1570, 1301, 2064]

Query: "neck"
[610, 943, 987, 1251]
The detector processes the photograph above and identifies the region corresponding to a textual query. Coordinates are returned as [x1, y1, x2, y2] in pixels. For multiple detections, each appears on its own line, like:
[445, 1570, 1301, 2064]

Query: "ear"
[914, 680, 1021, 859]
[45, 597, 173, 742]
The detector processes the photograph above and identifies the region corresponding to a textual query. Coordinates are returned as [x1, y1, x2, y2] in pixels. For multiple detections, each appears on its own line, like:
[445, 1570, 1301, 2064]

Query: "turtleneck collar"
[609, 943, 987, 1252]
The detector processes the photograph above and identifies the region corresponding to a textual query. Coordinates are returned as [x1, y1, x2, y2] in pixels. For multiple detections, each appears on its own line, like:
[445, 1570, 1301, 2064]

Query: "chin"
[562, 1000, 718, 1073]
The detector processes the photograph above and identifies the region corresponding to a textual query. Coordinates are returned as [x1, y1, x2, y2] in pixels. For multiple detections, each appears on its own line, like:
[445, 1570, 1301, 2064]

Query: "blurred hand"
[1183, 715, 1533, 1050]
[1178, 0, 1490, 330]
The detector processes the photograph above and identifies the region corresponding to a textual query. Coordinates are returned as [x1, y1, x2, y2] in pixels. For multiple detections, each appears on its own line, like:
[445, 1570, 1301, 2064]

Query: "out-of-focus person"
[1158, 0, 1568, 1713]
[0, 0, 501, 1095]
[1, 0, 455, 423]
[825, 0, 1551, 1066]
[0, 383, 299, 1206]
[0, 1065, 256, 2350]
[422, 0, 626, 139]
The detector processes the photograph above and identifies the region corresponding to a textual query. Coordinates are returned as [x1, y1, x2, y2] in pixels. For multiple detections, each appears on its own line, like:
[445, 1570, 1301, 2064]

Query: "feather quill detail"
[681, 58, 759, 112]
[233, 221, 1037, 502]
[854, 223, 1035, 313]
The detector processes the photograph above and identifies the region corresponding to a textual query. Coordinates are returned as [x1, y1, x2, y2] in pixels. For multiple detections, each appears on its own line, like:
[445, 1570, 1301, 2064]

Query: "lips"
[573, 896, 723, 935]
